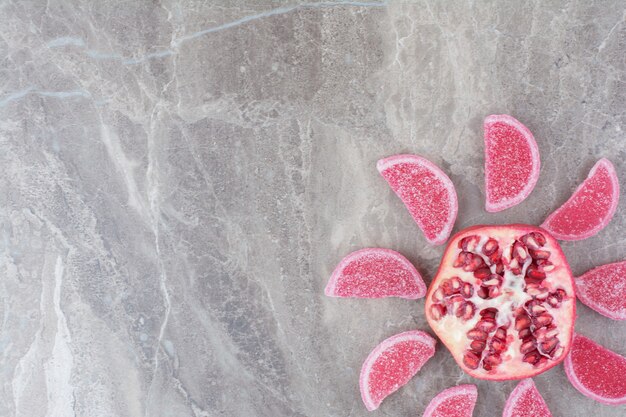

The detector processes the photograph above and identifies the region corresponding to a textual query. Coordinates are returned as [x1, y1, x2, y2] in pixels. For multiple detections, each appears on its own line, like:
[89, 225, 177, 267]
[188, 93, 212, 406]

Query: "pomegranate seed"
[518, 328, 532, 340]
[542, 263, 555, 272]
[525, 284, 548, 296]
[513, 241, 528, 261]
[495, 262, 504, 275]
[488, 286, 501, 298]
[483, 275, 501, 286]
[476, 319, 497, 333]
[534, 314, 553, 327]
[463, 351, 480, 369]
[534, 356, 549, 368]
[459, 235, 480, 251]
[430, 304, 447, 320]
[460, 302, 476, 321]
[530, 304, 547, 316]
[490, 338, 506, 353]
[463, 254, 486, 272]
[473, 267, 491, 279]
[552, 346, 565, 359]
[541, 338, 559, 354]
[545, 328, 559, 339]
[555, 289, 567, 300]
[494, 327, 507, 340]
[480, 308, 498, 318]
[477, 286, 489, 299]
[547, 296, 560, 307]
[467, 329, 488, 340]
[526, 265, 547, 280]
[482, 239, 498, 255]
[461, 282, 474, 298]
[535, 291, 550, 301]
[520, 338, 536, 354]
[522, 232, 546, 249]
[470, 340, 486, 352]
[523, 350, 541, 364]
[451, 277, 463, 290]
[515, 315, 531, 330]
[489, 251, 501, 265]
[529, 249, 550, 260]
[431, 288, 445, 302]
[483, 354, 502, 367]
[446, 296, 465, 314]
[441, 279, 460, 296]
[454, 251, 468, 267]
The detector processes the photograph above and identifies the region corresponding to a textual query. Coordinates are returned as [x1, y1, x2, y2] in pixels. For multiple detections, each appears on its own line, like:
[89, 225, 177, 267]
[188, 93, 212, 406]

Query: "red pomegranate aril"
[520, 338, 536, 354]
[476, 319, 497, 333]
[483, 239, 499, 255]
[425, 225, 576, 381]
[529, 249, 550, 259]
[474, 267, 491, 279]
[463, 351, 480, 369]
[467, 329, 488, 340]
[540, 338, 559, 354]
[432, 288, 445, 302]
[480, 308, 498, 318]
[523, 350, 541, 365]
[519, 328, 532, 340]
[461, 282, 474, 298]
[534, 314, 553, 327]
[430, 304, 447, 320]
[470, 340, 486, 352]
[515, 315, 531, 331]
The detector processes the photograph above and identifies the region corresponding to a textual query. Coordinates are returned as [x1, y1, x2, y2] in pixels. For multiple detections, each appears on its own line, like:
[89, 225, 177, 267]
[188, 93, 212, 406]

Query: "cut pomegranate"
[359, 330, 436, 411]
[503, 379, 552, 417]
[484, 115, 540, 212]
[575, 261, 626, 320]
[542, 158, 619, 240]
[377, 154, 458, 245]
[421, 385, 477, 417]
[564, 333, 626, 405]
[325, 248, 426, 299]
[424, 224, 576, 380]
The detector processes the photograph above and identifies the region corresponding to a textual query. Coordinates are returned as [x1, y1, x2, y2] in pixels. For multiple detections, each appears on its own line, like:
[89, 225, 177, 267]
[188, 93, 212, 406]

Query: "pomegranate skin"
[425, 224, 576, 381]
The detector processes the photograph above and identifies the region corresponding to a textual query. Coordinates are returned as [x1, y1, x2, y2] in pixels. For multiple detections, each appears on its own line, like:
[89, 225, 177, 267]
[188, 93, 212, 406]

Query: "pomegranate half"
[425, 225, 576, 380]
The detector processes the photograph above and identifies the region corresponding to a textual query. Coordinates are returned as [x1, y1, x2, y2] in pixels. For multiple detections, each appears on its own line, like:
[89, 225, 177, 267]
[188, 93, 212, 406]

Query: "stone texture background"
[1, 1, 625, 416]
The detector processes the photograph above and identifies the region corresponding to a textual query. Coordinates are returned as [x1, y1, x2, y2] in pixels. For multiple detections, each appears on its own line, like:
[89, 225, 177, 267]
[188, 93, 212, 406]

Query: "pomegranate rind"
[541, 158, 620, 241]
[325, 248, 427, 299]
[422, 384, 477, 417]
[425, 224, 576, 381]
[502, 379, 553, 417]
[484, 115, 541, 213]
[575, 261, 626, 320]
[359, 330, 436, 411]
[564, 333, 626, 406]
[377, 154, 458, 245]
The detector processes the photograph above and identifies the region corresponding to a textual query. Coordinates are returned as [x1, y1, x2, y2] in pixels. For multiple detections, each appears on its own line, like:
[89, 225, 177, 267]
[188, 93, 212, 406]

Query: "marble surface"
[1, 1, 625, 416]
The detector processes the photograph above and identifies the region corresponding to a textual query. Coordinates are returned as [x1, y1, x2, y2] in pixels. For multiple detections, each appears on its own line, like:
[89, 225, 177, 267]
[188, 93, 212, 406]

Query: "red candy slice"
[484, 115, 540, 212]
[575, 261, 626, 320]
[360, 330, 436, 411]
[564, 333, 626, 405]
[542, 159, 619, 240]
[503, 379, 552, 417]
[422, 385, 477, 417]
[325, 248, 426, 299]
[377, 154, 458, 245]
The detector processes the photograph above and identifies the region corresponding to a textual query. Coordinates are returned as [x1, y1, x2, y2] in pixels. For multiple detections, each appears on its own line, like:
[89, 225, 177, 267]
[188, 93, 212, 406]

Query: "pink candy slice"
[484, 115, 541, 212]
[502, 379, 552, 417]
[575, 261, 626, 320]
[360, 330, 436, 411]
[542, 158, 619, 240]
[564, 333, 626, 405]
[377, 154, 458, 245]
[325, 248, 426, 299]
[422, 385, 477, 417]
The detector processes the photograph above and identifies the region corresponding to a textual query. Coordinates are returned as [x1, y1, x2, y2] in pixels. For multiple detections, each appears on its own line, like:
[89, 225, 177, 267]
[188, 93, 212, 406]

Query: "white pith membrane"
[425, 226, 575, 379]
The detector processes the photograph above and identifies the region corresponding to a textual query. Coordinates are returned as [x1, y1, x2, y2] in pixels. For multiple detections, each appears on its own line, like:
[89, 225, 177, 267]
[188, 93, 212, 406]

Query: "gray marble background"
[1, 1, 625, 416]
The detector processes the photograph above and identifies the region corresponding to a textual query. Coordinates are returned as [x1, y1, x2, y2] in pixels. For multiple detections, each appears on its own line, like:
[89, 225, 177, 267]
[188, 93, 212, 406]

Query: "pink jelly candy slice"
[502, 379, 552, 417]
[360, 330, 436, 411]
[377, 155, 458, 245]
[325, 248, 426, 299]
[542, 158, 619, 240]
[564, 333, 626, 405]
[484, 114, 540, 212]
[422, 385, 477, 417]
[575, 261, 626, 320]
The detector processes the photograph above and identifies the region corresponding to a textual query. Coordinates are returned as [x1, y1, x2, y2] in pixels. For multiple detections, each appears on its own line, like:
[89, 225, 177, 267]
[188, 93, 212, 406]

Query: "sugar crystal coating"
[575, 261, 626, 320]
[542, 159, 619, 240]
[564, 333, 626, 405]
[503, 379, 552, 417]
[422, 384, 477, 417]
